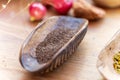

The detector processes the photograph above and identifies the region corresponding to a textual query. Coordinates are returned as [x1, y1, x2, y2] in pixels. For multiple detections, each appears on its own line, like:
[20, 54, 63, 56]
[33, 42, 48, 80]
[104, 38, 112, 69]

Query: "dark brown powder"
[36, 27, 77, 63]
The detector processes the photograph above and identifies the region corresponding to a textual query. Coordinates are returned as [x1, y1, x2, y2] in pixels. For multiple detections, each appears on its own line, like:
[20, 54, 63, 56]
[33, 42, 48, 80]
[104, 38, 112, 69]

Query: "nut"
[93, 0, 120, 8]
[73, 0, 106, 20]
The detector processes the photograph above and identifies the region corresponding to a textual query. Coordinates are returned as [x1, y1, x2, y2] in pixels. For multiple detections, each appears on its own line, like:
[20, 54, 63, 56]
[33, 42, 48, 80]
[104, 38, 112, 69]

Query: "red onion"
[29, 2, 47, 21]
[41, 0, 73, 14]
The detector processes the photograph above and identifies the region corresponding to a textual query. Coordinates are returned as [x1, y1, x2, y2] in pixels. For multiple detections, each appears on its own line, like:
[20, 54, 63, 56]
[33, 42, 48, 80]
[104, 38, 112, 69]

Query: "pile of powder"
[36, 27, 77, 63]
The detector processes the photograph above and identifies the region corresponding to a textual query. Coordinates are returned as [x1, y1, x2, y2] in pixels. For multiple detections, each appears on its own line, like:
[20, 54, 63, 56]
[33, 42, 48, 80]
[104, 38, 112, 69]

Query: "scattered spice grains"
[36, 27, 77, 63]
[113, 51, 120, 73]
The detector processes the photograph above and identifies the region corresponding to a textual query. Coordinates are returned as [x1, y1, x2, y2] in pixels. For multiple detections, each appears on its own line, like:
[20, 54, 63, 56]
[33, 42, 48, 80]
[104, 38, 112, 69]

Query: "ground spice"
[113, 52, 120, 73]
[36, 27, 77, 63]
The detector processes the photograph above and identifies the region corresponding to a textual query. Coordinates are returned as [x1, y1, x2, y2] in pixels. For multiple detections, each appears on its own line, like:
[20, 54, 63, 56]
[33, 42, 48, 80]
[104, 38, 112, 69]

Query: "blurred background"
[0, 0, 120, 80]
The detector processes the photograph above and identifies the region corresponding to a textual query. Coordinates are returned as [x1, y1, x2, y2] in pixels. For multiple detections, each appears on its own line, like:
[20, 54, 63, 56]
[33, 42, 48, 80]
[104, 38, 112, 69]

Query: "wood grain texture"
[0, 0, 120, 80]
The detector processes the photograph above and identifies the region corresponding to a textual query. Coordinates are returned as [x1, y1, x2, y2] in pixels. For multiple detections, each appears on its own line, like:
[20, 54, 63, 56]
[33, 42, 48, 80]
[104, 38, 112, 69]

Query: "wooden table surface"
[0, 0, 120, 80]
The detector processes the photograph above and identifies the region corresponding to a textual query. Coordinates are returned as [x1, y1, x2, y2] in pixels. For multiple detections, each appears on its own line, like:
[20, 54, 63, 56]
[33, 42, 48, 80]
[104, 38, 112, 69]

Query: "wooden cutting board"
[0, 0, 120, 80]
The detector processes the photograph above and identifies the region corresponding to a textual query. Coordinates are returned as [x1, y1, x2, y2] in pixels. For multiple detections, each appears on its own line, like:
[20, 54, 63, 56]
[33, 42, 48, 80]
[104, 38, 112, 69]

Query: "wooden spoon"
[19, 16, 88, 73]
